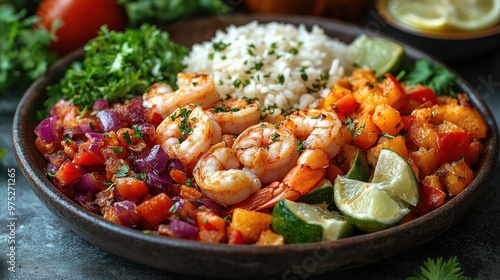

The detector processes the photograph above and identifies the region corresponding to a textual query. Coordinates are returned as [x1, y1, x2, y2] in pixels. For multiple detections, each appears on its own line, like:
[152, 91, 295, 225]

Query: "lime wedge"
[296, 179, 334, 204]
[272, 199, 353, 243]
[346, 148, 370, 182]
[348, 34, 405, 77]
[334, 149, 419, 232]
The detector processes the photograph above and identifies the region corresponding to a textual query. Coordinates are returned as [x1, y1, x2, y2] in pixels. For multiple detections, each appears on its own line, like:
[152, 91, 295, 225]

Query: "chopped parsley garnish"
[43, 24, 189, 117]
[271, 132, 280, 142]
[122, 131, 134, 145]
[278, 74, 285, 85]
[112, 146, 124, 154]
[132, 126, 142, 140]
[115, 165, 129, 178]
[212, 41, 230, 52]
[297, 139, 305, 153]
[233, 79, 242, 88]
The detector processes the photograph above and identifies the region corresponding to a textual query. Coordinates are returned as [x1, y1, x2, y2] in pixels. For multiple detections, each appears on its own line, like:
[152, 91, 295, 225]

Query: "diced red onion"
[114, 201, 142, 228]
[85, 132, 104, 152]
[92, 99, 108, 111]
[134, 150, 149, 171]
[194, 198, 227, 217]
[169, 219, 199, 239]
[96, 110, 127, 132]
[35, 117, 56, 143]
[133, 123, 155, 138]
[167, 158, 186, 173]
[78, 173, 103, 195]
[129, 97, 145, 123]
[146, 170, 173, 191]
[74, 191, 93, 206]
[67, 123, 92, 135]
[146, 145, 168, 172]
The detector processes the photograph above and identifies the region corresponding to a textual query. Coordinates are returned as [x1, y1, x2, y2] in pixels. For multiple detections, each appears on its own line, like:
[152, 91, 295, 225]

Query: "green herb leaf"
[115, 165, 129, 178]
[0, 4, 59, 95]
[43, 24, 188, 116]
[407, 256, 466, 280]
[404, 59, 457, 96]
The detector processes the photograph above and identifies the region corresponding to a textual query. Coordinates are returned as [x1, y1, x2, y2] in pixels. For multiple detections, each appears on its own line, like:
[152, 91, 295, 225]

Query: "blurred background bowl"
[375, 0, 500, 65]
[243, 0, 370, 23]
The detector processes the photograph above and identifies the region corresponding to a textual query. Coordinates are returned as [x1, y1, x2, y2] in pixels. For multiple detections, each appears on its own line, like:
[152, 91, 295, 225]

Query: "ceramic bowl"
[13, 14, 499, 279]
[375, 0, 500, 64]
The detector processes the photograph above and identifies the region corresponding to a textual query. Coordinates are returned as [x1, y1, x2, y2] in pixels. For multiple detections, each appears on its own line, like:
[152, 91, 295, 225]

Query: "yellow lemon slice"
[387, 0, 500, 32]
[447, 0, 500, 31]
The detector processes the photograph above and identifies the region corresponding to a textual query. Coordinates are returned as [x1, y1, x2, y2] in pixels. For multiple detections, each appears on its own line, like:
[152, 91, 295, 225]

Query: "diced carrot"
[115, 177, 149, 201]
[180, 185, 202, 200]
[170, 168, 189, 184]
[136, 193, 173, 226]
[196, 210, 227, 243]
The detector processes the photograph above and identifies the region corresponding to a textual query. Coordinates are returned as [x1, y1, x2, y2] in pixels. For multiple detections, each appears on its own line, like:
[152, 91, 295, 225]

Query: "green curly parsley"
[43, 24, 189, 117]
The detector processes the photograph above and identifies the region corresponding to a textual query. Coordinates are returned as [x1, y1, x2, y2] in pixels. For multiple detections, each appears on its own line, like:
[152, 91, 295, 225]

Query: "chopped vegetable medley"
[34, 27, 488, 245]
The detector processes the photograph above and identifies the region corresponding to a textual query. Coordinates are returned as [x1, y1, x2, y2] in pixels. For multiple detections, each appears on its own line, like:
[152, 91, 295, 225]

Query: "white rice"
[184, 21, 353, 111]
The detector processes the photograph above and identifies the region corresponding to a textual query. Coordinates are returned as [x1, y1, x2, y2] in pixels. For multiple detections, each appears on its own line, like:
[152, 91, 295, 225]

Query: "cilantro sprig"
[43, 24, 189, 116]
[407, 256, 466, 280]
[402, 59, 457, 96]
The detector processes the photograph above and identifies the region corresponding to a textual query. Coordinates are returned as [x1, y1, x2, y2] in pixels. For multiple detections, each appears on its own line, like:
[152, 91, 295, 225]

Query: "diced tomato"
[136, 193, 173, 226]
[228, 229, 245, 245]
[74, 149, 104, 165]
[55, 160, 82, 187]
[410, 87, 439, 105]
[436, 131, 469, 166]
[419, 183, 446, 211]
[115, 177, 149, 201]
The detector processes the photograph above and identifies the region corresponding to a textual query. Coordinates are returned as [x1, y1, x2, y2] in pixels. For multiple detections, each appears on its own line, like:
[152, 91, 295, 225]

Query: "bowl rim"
[12, 14, 500, 278]
[375, 0, 500, 40]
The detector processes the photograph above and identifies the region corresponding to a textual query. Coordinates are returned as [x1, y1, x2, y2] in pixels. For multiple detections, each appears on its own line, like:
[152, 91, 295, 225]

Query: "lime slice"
[387, 0, 500, 31]
[348, 34, 405, 77]
[346, 148, 370, 182]
[272, 199, 353, 243]
[334, 149, 419, 232]
[296, 179, 334, 204]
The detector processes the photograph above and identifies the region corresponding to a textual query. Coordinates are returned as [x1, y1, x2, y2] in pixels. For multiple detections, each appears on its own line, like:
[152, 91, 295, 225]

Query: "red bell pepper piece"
[136, 192, 173, 226]
[436, 131, 469, 166]
[410, 87, 439, 105]
[55, 160, 82, 187]
[419, 183, 446, 211]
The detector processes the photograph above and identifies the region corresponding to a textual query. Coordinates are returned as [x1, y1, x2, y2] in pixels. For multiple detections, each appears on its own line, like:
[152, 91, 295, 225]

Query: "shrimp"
[232, 122, 300, 184]
[206, 97, 261, 135]
[143, 73, 220, 119]
[230, 109, 342, 211]
[156, 105, 222, 167]
[193, 142, 262, 205]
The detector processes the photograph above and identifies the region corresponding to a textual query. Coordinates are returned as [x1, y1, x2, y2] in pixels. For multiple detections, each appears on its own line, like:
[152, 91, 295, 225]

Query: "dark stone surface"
[1, 13, 500, 280]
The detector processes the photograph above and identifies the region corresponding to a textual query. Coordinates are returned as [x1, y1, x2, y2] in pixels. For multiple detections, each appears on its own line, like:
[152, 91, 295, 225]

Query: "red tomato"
[36, 0, 127, 56]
